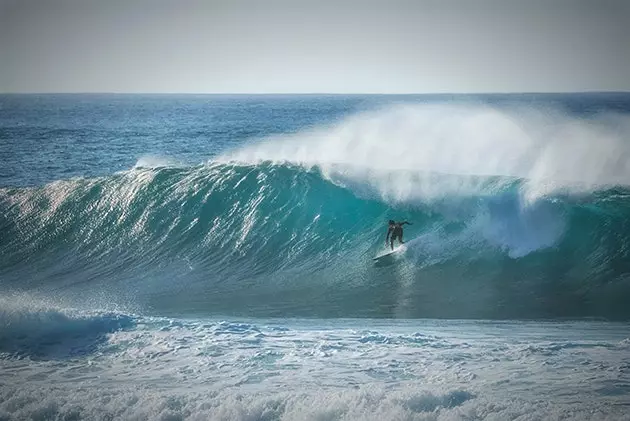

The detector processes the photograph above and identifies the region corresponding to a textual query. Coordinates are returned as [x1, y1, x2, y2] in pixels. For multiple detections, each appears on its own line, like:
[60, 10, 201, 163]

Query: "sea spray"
[221, 103, 630, 202]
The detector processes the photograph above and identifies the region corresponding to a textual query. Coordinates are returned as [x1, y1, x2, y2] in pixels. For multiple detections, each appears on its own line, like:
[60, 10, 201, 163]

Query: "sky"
[1, 0, 629, 94]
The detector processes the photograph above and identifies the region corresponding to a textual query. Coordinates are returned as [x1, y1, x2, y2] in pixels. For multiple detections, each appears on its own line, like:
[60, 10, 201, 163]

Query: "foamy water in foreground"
[1, 306, 629, 420]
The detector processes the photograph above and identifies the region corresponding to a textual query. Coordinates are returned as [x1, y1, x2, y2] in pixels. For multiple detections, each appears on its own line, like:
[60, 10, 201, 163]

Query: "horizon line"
[1, 90, 630, 96]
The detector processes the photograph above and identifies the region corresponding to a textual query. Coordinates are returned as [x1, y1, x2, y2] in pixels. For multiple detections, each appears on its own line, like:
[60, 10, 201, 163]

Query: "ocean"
[1, 93, 630, 420]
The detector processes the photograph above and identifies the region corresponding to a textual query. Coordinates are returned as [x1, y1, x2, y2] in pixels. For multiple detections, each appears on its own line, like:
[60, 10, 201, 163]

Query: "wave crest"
[220, 103, 630, 202]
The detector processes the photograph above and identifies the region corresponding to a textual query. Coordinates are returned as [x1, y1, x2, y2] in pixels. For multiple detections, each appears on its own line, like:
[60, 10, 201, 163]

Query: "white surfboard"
[373, 245, 405, 261]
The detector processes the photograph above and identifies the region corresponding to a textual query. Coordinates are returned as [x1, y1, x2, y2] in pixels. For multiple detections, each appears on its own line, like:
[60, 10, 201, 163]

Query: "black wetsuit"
[391, 225, 403, 243]
[387, 222, 410, 250]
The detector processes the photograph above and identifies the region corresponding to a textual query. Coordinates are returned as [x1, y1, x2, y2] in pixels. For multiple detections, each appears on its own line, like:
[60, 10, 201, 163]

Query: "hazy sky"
[1, 0, 629, 93]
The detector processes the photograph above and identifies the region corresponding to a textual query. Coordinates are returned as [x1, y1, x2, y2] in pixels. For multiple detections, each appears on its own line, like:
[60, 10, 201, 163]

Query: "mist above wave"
[220, 103, 630, 202]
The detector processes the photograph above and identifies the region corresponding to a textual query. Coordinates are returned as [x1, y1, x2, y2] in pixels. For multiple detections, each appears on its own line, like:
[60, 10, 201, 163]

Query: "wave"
[1, 103, 630, 320]
[2, 162, 630, 320]
[0, 296, 135, 359]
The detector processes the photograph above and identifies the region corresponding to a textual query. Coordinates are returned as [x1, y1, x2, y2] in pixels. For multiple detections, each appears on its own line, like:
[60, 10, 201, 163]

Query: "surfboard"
[373, 245, 404, 261]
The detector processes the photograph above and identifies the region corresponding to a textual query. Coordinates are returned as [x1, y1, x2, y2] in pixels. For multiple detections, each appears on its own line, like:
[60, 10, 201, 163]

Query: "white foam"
[2, 317, 629, 420]
[0, 385, 588, 421]
[0, 295, 134, 359]
[220, 103, 630, 202]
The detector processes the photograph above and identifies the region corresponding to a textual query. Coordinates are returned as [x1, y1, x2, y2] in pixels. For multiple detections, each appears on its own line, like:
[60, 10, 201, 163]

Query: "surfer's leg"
[390, 237, 394, 250]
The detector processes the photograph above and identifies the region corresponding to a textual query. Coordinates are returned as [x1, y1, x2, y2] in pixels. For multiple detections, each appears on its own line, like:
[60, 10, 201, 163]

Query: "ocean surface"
[1, 93, 630, 420]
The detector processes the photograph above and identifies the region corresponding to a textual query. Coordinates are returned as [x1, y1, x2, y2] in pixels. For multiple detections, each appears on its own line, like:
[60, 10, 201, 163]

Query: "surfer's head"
[388, 220, 395, 226]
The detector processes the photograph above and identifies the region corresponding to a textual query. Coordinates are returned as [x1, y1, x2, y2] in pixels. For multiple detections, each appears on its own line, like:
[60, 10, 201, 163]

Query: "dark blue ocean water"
[2, 93, 630, 421]
[0, 94, 380, 186]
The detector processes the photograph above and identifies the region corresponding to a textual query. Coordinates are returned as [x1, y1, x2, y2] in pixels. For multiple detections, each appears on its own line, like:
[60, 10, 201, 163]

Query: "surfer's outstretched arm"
[385, 227, 392, 244]
[400, 221, 412, 226]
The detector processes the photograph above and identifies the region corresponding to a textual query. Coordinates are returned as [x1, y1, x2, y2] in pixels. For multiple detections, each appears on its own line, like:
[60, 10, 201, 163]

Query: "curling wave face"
[1, 161, 630, 319]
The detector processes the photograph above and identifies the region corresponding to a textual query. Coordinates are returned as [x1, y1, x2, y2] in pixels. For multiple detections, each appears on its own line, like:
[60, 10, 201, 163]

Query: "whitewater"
[1, 93, 630, 420]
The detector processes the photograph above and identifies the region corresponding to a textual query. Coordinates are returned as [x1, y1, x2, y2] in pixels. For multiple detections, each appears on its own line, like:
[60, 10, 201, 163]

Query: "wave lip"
[219, 102, 630, 201]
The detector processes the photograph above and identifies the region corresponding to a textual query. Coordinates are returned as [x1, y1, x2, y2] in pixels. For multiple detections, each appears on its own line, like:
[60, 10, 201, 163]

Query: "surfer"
[386, 220, 412, 250]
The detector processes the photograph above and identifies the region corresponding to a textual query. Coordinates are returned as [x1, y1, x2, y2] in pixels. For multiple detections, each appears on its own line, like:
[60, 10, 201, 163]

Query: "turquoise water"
[1, 94, 630, 419]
